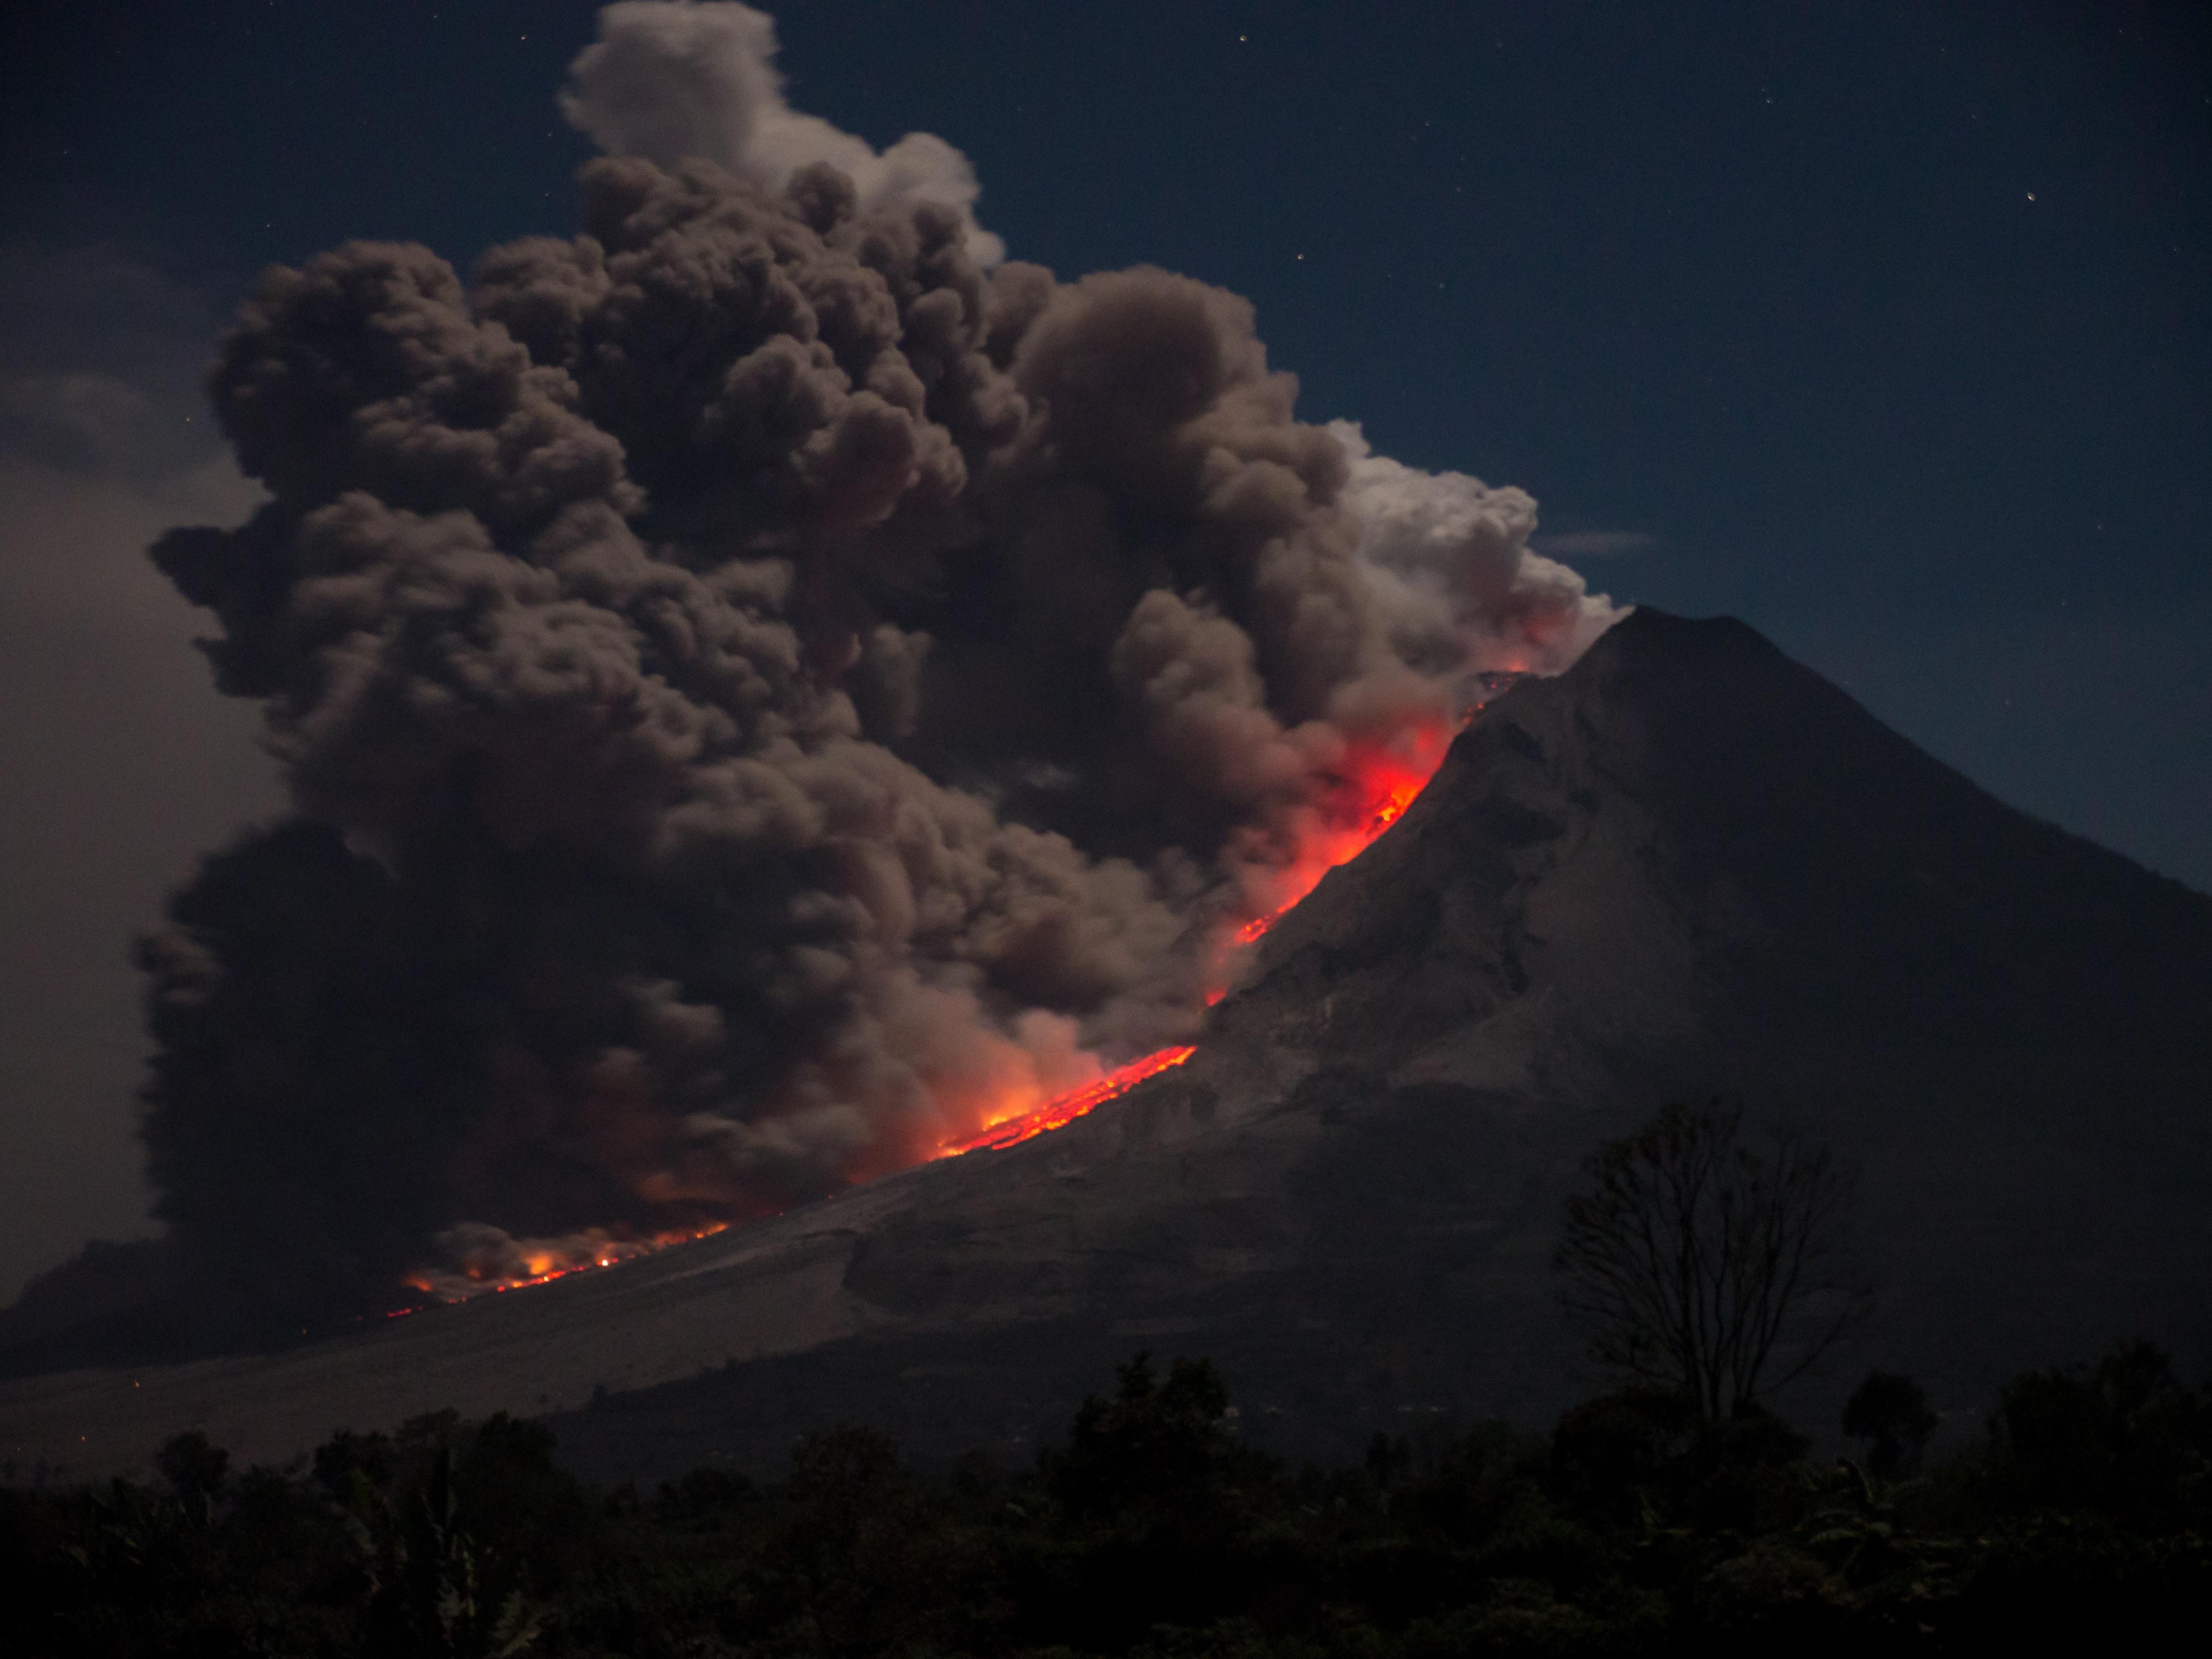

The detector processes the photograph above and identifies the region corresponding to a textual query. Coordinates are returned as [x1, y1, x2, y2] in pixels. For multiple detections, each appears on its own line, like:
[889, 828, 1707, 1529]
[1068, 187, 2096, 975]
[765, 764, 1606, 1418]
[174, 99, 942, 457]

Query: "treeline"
[2, 1343, 2208, 1657]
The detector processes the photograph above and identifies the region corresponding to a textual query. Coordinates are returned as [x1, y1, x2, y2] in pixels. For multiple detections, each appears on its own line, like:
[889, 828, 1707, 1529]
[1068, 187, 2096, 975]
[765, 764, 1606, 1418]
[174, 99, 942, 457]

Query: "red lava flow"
[937, 706, 1475, 1157]
[403, 689, 1507, 1303]
[933, 1045, 1200, 1158]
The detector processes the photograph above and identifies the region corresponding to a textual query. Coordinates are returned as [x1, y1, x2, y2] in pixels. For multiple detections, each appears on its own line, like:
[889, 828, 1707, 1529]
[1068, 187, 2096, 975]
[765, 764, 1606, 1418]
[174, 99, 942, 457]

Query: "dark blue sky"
[2, 0, 2207, 876]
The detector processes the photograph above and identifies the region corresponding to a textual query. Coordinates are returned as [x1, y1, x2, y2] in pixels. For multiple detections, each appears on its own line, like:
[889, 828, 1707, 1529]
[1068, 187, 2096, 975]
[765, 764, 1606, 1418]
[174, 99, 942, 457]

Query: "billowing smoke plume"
[138, 1, 1618, 1317]
[559, 0, 1003, 264]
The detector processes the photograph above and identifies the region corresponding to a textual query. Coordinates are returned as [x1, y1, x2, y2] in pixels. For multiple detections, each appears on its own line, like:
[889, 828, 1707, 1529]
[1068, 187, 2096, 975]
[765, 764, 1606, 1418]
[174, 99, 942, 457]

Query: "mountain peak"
[4, 613, 2207, 1482]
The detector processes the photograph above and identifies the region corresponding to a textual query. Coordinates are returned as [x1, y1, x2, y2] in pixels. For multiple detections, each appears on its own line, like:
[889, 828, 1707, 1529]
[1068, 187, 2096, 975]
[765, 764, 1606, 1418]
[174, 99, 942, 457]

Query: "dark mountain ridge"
[4, 609, 2207, 1482]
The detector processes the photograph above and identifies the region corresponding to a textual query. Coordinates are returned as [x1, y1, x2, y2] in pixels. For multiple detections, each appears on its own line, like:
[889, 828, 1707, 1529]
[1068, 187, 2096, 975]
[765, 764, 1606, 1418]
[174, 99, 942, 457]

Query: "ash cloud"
[560, 1, 1004, 264]
[131, 1, 1620, 1317]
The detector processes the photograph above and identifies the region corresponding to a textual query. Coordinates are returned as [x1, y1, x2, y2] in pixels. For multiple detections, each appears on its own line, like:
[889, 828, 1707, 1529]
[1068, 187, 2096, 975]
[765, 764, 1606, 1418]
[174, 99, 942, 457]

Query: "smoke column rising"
[135, 2, 1618, 1315]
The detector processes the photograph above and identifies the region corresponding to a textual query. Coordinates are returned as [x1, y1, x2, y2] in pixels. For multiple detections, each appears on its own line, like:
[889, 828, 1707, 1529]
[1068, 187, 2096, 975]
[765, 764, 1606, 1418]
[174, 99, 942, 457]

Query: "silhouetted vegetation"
[1842, 1372, 1937, 1479]
[1555, 1099, 1870, 1421]
[3, 1342, 2207, 1655]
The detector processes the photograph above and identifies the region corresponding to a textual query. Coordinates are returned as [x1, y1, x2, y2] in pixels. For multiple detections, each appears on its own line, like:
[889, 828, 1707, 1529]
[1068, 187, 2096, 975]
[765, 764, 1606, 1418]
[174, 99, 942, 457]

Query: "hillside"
[6, 609, 2208, 1484]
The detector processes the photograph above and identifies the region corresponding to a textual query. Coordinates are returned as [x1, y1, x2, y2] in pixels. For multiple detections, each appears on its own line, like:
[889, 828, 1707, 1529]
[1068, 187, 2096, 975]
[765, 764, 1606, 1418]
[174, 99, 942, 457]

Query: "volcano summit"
[6, 608, 2207, 1482]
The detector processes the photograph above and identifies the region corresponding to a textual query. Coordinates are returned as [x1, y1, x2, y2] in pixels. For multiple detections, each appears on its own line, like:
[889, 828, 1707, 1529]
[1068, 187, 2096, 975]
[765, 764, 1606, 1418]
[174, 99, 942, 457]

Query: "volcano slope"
[6, 608, 2209, 1483]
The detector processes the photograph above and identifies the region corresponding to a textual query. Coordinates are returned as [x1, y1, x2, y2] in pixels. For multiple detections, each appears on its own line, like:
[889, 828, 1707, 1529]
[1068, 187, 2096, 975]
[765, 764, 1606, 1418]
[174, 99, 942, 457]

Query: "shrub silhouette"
[760, 1424, 987, 1659]
[9, 1341, 2210, 1655]
[1049, 1352, 1241, 1525]
[1842, 1371, 1938, 1478]
[152, 1431, 229, 1509]
[1988, 1341, 2211, 1520]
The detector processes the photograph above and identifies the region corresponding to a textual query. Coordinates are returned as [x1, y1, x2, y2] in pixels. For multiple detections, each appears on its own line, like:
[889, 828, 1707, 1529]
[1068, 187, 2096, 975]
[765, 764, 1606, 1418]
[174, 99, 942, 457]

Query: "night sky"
[0, 0, 2205, 1298]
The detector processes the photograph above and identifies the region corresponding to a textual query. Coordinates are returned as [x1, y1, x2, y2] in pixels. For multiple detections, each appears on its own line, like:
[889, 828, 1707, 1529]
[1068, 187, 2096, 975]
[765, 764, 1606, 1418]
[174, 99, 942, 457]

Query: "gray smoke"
[137, 1, 1618, 1311]
[560, 0, 1003, 264]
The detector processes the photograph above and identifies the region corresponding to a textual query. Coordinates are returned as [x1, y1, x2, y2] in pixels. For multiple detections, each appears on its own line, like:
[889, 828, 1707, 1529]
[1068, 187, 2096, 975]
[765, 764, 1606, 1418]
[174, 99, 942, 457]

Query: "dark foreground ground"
[4, 1339, 2206, 1658]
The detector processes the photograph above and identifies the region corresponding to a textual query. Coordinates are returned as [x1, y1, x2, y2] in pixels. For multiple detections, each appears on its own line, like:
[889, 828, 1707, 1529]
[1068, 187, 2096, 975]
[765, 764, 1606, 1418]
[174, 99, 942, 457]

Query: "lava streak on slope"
[938, 699, 1491, 1155]
[935, 1046, 1199, 1156]
[1227, 715, 1456, 949]
[400, 1222, 732, 1306]
[412, 685, 1509, 1300]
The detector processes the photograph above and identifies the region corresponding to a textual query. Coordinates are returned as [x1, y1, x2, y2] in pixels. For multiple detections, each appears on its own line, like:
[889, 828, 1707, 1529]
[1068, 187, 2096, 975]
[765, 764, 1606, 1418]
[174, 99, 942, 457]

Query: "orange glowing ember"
[937, 1044, 1197, 1157]
[401, 1221, 732, 1305]
[1235, 718, 1453, 943]
[931, 717, 1465, 1162]
[1190, 712, 1462, 1005]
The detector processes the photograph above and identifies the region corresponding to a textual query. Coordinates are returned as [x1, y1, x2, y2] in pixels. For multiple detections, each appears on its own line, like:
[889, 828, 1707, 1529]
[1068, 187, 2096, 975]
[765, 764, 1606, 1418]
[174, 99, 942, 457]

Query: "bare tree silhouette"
[1556, 1099, 1869, 1420]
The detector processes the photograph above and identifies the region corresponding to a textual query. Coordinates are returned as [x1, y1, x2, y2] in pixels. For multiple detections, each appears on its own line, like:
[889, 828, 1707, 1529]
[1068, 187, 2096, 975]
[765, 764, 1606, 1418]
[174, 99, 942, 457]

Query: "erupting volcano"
[420, 696, 1493, 1298]
[7, 0, 2210, 1498]
[16, 608, 2209, 1480]
[5, 0, 1619, 1337]
[926, 724, 1466, 1165]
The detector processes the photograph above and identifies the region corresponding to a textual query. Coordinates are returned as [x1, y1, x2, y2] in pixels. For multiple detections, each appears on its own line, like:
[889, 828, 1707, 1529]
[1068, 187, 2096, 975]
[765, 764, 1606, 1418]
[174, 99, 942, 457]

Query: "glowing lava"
[1234, 718, 1453, 942]
[936, 1045, 1198, 1157]
[399, 1222, 732, 1307]
[938, 708, 1472, 1156]
[409, 682, 1515, 1299]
